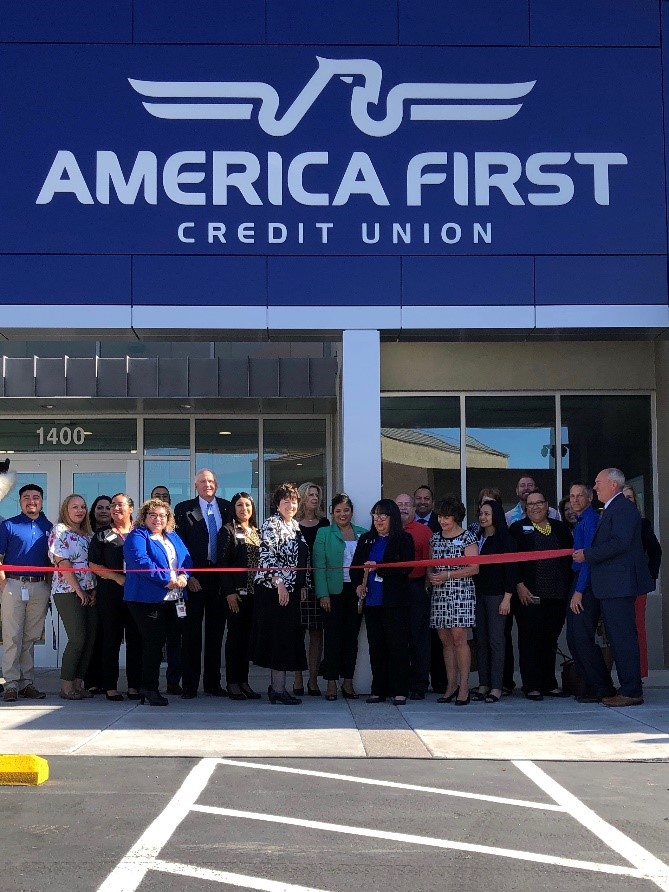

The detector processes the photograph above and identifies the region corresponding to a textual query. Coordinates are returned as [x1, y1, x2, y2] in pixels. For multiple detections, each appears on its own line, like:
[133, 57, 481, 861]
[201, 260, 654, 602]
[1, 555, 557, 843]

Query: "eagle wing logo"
[129, 57, 536, 137]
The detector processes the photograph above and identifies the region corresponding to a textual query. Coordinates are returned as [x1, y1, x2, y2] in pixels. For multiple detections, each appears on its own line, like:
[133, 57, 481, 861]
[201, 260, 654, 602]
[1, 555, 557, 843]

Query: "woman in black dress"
[252, 482, 308, 705]
[84, 493, 112, 693]
[294, 481, 330, 696]
[509, 489, 573, 700]
[88, 493, 142, 701]
[218, 491, 261, 700]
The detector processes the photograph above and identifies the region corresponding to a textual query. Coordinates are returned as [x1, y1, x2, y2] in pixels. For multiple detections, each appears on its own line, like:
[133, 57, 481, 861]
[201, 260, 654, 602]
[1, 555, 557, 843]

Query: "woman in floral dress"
[48, 494, 98, 700]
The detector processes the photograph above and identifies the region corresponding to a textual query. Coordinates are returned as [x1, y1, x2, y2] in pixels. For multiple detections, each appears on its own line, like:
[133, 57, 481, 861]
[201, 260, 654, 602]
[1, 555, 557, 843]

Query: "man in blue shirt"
[0, 483, 52, 702]
[566, 481, 615, 702]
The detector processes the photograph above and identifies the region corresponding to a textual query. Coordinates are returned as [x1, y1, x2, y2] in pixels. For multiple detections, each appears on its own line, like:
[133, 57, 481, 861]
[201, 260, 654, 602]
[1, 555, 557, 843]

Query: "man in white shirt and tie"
[174, 469, 231, 698]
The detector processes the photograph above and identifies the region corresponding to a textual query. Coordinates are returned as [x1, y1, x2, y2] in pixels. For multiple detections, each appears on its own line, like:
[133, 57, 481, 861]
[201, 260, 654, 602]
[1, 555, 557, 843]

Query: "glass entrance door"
[0, 458, 139, 670]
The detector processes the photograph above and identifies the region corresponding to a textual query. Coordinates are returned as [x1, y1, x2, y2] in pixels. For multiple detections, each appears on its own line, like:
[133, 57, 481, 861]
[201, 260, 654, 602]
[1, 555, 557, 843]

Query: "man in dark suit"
[174, 469, 231, 698]
[573, 467, 654, 707]
[413, 485, 441, 533]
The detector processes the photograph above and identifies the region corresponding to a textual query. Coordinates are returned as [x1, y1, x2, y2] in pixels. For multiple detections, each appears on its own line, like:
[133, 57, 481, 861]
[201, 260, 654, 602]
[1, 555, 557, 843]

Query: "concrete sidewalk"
[1, 667, 668, 762]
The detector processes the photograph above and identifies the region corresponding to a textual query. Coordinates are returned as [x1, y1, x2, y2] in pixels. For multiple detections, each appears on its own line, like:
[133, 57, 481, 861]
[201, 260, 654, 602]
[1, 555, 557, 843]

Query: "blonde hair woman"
[48, 494, 97, 700]
[293, 481, 330, 696]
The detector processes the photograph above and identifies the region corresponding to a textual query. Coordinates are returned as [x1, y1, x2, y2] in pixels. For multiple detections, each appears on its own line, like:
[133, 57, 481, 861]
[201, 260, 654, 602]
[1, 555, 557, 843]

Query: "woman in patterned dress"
[48, 494, 98, 701]
[428, 496, 479, 706]
[293, 481, 330, 696]
[218, 492, 262, 700]
[252, 482, 309, 705]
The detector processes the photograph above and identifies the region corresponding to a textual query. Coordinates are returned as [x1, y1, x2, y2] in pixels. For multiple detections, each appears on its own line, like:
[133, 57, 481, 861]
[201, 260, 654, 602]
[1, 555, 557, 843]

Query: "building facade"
[0, 1, 667, 669]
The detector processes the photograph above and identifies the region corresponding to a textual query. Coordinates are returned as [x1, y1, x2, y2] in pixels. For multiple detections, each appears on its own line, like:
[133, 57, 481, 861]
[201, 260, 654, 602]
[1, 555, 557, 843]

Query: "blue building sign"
[0, 45, 665, 256]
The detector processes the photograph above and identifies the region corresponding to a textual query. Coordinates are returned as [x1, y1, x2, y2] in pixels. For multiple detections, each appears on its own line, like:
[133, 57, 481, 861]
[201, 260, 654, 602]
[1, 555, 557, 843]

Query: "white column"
[341, 329, 381, 694]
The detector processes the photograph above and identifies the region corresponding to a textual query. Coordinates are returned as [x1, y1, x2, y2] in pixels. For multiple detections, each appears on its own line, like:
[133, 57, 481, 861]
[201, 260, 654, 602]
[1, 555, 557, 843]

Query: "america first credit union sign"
[0, 45, 665, 255]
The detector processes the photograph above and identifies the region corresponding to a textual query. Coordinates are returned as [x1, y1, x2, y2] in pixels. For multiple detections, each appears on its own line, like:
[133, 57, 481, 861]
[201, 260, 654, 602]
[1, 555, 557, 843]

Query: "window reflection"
[263, 419, 326, 517]
[380, 397, 461, 502]
[143, 460, 192, 506]
[195, 419, 259, 506]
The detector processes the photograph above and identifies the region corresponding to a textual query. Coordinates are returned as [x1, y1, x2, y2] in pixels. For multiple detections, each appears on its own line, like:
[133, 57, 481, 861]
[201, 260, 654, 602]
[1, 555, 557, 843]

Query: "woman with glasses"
[509, 489, 573, 700]
[349, 500, 414, 706]
[123, 498, 192, 706]
[252, 482, 309, 705]
[428, 497, 479, 706]
[88, 493, 142, 702]
[218, 491, 262, 700]
[48, 494, 98, 701]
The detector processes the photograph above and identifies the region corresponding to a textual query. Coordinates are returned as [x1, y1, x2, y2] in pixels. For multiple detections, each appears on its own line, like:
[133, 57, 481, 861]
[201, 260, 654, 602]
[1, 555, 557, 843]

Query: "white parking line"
[192, 802, 644, 879]
[215, 757, 564, 811]
[97, 757, 669, 892]
[514, 760, 669, 892]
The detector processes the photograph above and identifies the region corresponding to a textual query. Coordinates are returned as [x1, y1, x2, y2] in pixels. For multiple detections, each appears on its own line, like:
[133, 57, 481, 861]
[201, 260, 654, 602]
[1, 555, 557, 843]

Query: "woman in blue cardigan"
[124, 498, 192, 706]
[313, 493, 367, 701]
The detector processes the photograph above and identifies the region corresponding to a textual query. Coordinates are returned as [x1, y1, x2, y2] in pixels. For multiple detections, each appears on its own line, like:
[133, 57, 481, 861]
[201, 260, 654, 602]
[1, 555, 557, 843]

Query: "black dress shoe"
[240, 683, 261, 700]
[204, 686, 228, 697]
[181, 690, 197, 699]
[268, 686, 302, 705]
[409, 691, 425, 701]
[226, 685, 247, 701]
[140, 689, 168, 706]
[166, 684, 183, 696]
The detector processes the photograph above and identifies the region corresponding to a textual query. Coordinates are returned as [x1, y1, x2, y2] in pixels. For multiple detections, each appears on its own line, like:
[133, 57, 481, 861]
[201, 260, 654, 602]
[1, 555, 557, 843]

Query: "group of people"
[0, 467, 659, 710]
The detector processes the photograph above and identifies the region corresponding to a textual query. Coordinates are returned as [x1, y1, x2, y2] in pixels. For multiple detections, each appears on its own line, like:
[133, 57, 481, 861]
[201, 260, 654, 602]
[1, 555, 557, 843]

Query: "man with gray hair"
[574, 467, 653, 707]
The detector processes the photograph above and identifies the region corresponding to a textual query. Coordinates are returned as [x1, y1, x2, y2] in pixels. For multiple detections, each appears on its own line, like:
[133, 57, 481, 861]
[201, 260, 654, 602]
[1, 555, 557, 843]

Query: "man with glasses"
[174, 470, 231, 698]
[0, 484, 52, 702]
[574, 467, 653, 707]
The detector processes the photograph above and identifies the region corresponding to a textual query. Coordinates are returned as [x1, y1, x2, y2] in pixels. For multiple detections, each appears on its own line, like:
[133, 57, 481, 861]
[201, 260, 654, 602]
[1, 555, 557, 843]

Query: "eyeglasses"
[372, 513, 389, 521]
[111, 501, 129, 508]
[526, 500, 547, 507]
[147, 513, 168, 520]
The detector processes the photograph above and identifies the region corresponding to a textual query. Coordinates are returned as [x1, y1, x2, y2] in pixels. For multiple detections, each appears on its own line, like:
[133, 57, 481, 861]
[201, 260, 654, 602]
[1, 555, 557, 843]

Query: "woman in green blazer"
[313, 493, 367, 701]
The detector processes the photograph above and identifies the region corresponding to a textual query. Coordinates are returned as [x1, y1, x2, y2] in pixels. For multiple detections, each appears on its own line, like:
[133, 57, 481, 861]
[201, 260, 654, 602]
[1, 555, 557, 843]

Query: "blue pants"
[566, 585, 615, 698]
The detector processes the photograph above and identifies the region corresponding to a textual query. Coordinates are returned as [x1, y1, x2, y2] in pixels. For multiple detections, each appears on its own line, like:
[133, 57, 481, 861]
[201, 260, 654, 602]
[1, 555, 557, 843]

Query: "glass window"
[0, 419, 137, 453]
[144, 419, 190, 456]
[263, 419, 327, 517]
[380, 397, 461, 504]
[195, 419, 259, 505]
[143, 460, 192, 507]
[465, 396, 557, 519]
[560, 395, 653, 517]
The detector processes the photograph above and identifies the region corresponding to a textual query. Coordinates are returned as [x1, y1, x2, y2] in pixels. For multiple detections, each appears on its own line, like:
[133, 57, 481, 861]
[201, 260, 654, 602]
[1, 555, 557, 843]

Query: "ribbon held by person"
[0, 549, 574, 575]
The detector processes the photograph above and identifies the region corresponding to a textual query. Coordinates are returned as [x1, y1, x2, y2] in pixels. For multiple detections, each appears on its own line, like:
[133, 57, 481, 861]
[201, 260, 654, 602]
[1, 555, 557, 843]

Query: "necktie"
[418, 518, 428, 525]
[206, 503, 218, 561]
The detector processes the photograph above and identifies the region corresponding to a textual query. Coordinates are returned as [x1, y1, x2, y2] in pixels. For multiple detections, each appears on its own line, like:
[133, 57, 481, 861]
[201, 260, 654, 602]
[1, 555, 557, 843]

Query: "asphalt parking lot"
[2, 757, 668, 892]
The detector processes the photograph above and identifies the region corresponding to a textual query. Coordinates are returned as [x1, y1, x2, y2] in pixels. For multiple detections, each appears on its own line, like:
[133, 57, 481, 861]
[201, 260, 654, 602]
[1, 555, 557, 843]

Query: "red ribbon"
[0, 549, 574, 575]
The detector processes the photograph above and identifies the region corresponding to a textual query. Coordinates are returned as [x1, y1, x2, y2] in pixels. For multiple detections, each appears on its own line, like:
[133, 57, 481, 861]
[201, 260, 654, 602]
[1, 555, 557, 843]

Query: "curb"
[0, 755, 49, 785]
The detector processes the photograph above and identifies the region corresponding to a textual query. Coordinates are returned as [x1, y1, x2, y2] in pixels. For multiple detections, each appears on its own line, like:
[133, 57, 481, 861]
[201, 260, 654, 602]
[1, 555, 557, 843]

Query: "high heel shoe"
[105, 692, 124, 702]
[240, 683, 261, 699]
[139, 689, 168, 706]
[268, 686, 302, 705]
[307, 683, 321, 697]
[341, 687, 358, 700]
[454, 692, 471, 706]
[437, 689, 458, 704]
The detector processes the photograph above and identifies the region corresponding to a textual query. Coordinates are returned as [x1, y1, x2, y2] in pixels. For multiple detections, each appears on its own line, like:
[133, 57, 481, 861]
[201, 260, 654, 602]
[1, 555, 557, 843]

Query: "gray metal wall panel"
[4, 358, 35, 397]
[35, 358, 66, 397]
[249, 358, 279, 397]
[309, 358, 338, 397]
[128, 357, 158, 397]
[66, 358, 96, 396]
[219, 358, 249, 398]
[157, 357, 188, 397]
[188, 358, 218, 397]
[279, 358, 310, 397]
[97, 358, 127, 397]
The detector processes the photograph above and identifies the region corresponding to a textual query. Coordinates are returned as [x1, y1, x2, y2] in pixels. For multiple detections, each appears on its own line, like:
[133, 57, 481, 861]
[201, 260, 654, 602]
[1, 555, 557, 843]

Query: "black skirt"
[251, 582, 308, 671]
